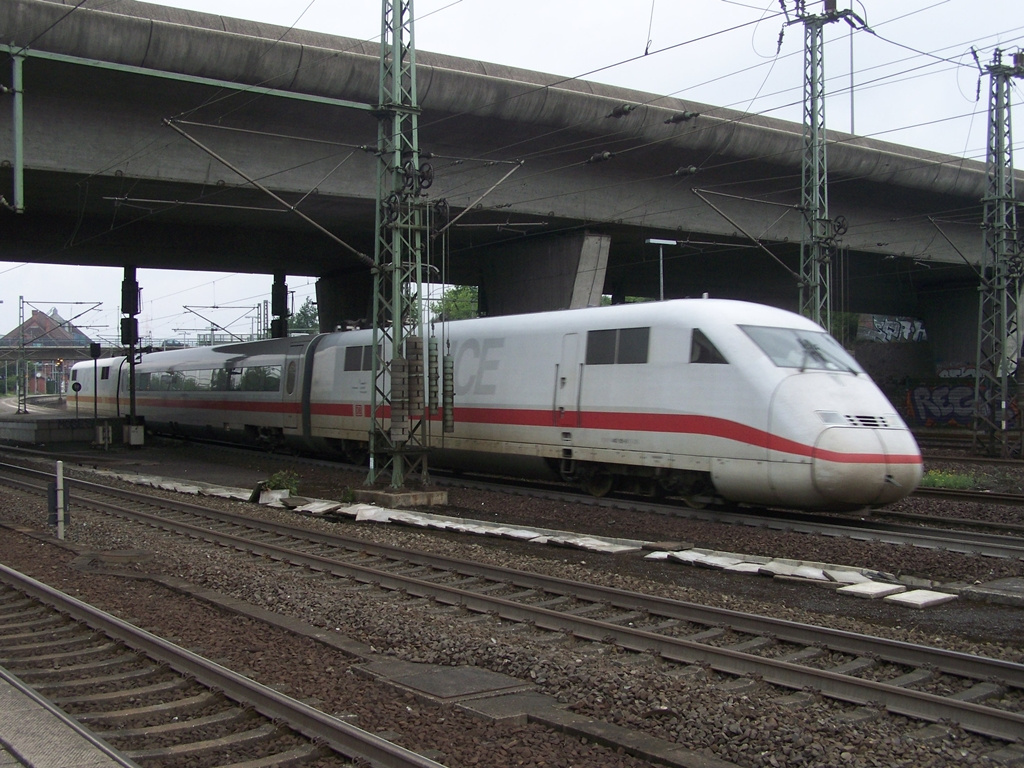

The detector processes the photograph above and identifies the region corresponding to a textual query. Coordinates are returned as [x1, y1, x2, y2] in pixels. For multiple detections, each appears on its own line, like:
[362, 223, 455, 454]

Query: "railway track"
[913, 486, 1024, 506]
[6, 442, 1024, 552]
[2, 464, 1022, 743]
[0, 563, 445, 768]
[438, 472, 1024, 560]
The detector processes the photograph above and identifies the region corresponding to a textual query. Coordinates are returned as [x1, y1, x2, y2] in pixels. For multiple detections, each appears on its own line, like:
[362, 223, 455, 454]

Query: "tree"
[432, 285, 479, 322]
[291, 297, 319, 333]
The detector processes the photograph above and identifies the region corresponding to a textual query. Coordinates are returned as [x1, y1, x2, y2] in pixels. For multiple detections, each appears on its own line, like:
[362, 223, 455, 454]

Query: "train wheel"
[681, 493, 707, 509]
[581, 472, 614, 498]
[345, 444, 369, 467]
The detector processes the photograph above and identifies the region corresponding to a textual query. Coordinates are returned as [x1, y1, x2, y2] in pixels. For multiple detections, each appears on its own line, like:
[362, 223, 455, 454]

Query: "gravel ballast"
[1, 443, 1022, 767]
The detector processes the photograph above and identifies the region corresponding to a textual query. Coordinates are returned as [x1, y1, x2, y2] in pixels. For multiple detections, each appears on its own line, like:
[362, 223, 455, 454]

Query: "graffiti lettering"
[908, 385, 974, 427]
[905, 384, 1019, 429]
[857, 314, 927, 343]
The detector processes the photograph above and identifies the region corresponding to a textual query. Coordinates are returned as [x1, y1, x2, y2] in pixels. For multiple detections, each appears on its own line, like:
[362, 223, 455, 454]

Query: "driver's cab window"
[690, 329, 728, 364]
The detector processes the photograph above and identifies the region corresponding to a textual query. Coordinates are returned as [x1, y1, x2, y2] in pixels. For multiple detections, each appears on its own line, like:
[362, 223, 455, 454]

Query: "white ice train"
[72, 299, 922, 510]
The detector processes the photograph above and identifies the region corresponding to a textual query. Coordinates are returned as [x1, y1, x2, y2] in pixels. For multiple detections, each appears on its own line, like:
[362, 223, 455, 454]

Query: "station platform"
[0, 667, 135, 768]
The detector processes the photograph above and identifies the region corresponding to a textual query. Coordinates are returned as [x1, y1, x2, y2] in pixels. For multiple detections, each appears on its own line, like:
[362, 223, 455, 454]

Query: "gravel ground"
[83, 440, 1024, 648]
[1, 442, 1023, 768]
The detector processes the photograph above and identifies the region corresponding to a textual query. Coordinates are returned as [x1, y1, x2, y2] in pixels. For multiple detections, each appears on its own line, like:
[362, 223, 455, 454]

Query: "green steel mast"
[368, 0, 430, 487]
[790, 1, 864, 330]
[974, 50, 1024, 457]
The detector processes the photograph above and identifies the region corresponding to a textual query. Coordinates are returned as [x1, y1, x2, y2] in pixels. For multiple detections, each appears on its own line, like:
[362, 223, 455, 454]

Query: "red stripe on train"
[112, 398, 920, 466]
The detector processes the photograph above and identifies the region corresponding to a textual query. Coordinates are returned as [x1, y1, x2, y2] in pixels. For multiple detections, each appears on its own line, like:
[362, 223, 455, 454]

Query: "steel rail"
[0, 563, 446, 768]
[6, 465, 1022, 687]
[47, 474, 1024, 742]
[914, 486, 1024, 506]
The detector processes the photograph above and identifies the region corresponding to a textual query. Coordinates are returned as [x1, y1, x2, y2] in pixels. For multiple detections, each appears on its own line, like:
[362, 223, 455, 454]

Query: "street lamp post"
[644, 239, 678, 301]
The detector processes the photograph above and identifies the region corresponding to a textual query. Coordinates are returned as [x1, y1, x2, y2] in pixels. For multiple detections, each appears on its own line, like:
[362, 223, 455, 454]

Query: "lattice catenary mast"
[790, 0, 864, 330]
[974, 50, 1024, 457]
[368, 0, 431, 487]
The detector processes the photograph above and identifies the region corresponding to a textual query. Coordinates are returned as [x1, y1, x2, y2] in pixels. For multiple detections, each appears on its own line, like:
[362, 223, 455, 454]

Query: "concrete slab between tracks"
[89, 468, 647, 554]
[83, 468, 1024, 605]
[0, 666, 133, 768]
[646, 547, 975, 609]
[356, 659, 531, 704]
[959, 577, 1024, 607]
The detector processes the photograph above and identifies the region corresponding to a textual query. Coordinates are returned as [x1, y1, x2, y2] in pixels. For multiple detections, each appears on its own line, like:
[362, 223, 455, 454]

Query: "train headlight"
[816, 411, 846, 425]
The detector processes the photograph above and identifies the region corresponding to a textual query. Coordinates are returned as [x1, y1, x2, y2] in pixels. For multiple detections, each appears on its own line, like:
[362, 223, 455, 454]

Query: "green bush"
[265, 470, 300, 494]
[919, 469, 975, 490]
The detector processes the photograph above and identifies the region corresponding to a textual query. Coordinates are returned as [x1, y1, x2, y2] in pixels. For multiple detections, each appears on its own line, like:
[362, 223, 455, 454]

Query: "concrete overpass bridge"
[0, 0, 1012, 373]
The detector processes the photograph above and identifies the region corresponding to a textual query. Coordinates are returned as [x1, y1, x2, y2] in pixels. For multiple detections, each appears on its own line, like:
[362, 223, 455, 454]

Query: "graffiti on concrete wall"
[937, 363, 977, 379]
[857, 314, 927, 343]
[906, 384, 975, 427]
[904, 382, 1017, 428]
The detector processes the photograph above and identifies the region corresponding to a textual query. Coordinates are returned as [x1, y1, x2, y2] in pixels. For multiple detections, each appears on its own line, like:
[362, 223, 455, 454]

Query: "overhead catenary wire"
[3, 1, 1018, 336]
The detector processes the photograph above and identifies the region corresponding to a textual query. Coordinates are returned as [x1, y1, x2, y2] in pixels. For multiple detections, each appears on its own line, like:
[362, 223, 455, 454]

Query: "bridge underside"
[4, 163, 974, 314]
[0, 0, 995, 373]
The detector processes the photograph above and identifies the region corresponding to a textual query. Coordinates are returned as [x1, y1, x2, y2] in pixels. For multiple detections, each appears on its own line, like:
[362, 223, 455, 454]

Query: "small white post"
[55, 460, 64, 540]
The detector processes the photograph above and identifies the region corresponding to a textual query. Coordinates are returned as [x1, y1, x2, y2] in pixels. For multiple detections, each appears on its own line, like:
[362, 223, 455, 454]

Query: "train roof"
[435, 298, 823, 335]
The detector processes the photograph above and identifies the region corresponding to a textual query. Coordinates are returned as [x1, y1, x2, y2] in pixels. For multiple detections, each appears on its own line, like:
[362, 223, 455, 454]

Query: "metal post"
[55, 460, 64, 540]
[645, 239, 677, 301]
[17, 295, 26, 413]
[12, 54, 24, 213]
[658, 245, 664, 301]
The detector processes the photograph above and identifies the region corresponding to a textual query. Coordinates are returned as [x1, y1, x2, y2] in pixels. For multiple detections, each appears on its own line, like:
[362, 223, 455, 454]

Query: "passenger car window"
[585, 327, 650, 365]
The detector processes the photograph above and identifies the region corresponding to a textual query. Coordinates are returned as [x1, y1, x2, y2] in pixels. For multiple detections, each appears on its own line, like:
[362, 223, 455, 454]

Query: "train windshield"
[740, 326, 863, 373]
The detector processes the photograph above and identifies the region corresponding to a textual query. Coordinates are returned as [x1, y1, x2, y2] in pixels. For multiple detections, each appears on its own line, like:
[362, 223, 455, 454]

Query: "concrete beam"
[480, 232, 610, 315]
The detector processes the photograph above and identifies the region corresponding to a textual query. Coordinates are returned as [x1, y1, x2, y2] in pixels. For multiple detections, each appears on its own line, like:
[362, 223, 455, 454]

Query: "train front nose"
[812, 417, 923, 507]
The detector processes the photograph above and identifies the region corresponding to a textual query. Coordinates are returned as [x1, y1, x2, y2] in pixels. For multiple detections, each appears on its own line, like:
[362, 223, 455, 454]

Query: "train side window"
[617, 327, 649, 364]
[344, 346, 363, 371]
[263, 365, 281, 391]
[585, 329, 617, 365]
[137, 372, 151, 390]
[184, 369, 212, 391]
[690, 329, 728, 364]
[286, 361, 297, 394]
[344, 345, 379, 371]
[100, 367, 110, 380]
[585, 327, 649, 365]
[211, 369, 228, 390]
[71, 370, 78, 382]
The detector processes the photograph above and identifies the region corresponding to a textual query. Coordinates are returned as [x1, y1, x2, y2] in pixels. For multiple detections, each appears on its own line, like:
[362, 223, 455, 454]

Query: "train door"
[554, 333, 580, 428]
[282, 343, 304, 430]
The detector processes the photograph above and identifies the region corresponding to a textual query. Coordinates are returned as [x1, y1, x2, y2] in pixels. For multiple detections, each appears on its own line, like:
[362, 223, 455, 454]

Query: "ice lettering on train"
[453, 338, 505, 395]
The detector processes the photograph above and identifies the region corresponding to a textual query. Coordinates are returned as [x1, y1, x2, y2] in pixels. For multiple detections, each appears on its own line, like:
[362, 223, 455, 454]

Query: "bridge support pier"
[479, 232, 610, 315]
[315, 270, 373, 332]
